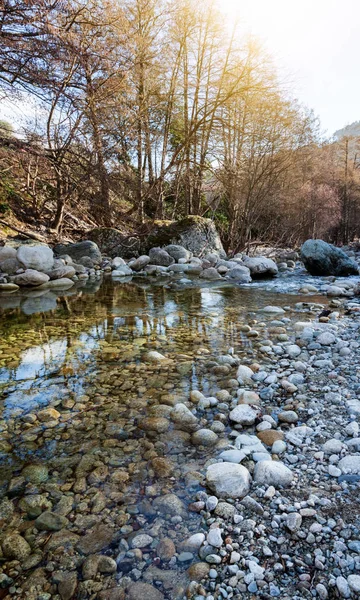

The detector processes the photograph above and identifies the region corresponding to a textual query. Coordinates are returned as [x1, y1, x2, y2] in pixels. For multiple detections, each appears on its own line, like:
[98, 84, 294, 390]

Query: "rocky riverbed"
[1, 275, 360, 599]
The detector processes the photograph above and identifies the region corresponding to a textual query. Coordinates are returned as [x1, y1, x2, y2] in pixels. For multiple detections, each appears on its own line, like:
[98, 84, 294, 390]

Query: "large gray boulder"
[17, 245, 54, 272]
[53, 241, 102, 264]
[145, 217, 226, 258]
[242, 256, 278, 278]
[301, 239, 359, 276]
[199, 267, 222, 280]
[148, 247, 175, 267]
[253, 460, 293, 487]
[87, 228, 141, 258]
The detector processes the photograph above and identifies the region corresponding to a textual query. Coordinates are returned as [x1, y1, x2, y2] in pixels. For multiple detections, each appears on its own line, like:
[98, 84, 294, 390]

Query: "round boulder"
[17, 244, 54, 272]
[149, 247, 175, 267]
[192, 429, 218, 446]
[206, 462, 251, 499]
[165, 244, 190, 261]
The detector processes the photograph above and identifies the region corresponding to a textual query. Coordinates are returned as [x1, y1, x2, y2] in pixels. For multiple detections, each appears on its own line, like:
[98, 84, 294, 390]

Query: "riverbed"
[1, 277, 360, 600]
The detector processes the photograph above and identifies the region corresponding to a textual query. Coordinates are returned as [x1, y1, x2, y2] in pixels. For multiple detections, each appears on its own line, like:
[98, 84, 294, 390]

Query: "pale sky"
[220, 0, 360, 135]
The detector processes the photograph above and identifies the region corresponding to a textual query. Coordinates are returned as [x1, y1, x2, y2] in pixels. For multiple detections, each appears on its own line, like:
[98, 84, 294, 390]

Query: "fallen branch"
[0, 219, 46, 242]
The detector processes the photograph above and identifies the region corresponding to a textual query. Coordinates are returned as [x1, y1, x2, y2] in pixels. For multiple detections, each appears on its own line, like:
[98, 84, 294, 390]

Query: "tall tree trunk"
[52, 172, 65, 232]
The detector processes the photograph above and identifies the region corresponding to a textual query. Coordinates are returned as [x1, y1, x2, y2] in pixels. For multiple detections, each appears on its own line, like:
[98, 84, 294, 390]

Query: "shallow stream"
[0, 277, 333, 598]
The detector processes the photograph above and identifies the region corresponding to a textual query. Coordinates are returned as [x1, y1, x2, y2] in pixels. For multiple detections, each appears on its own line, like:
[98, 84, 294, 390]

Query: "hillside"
[334, 120, 360, 140]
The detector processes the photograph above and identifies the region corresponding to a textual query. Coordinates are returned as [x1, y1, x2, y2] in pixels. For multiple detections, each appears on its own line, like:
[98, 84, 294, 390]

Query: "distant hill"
[334, 121, 360, 140]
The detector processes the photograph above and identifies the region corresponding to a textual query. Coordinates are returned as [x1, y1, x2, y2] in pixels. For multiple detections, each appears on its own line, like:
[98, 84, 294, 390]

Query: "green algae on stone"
[22, 464, 49, 484]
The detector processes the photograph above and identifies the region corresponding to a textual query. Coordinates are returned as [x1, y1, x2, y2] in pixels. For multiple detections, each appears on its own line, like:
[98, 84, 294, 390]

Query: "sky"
[219, 0, 360, 136]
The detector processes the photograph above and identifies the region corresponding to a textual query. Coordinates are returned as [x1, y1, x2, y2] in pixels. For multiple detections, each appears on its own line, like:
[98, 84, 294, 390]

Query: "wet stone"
[76, 523, 114, 555]
[127, 582, 164, 600]
[187, 562, 210, 581]
[22, 464, 49, 484]
[57, 571, 78, 600]
[153, 493, 186, 517]
[35, 511, 68, 531]
[2, 533, 31, 559]
[156, 537, 176, 561]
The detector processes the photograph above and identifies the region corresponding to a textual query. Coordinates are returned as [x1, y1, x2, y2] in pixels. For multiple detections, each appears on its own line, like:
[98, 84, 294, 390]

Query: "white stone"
[248, 560, 265, 579]
[338, 455, 360, 474]
[190, 390, 205, 403]
[327, 286, 345, 297]
[285, 425, 314, 447]
[278, 411, 298, 424]
[285, 512, 302, 532]
[345, 421, 359, 436]
[237, 389, 260, 404]
[112, 265, 133, 277]
[347, 575, 360, 593]
[131, 534, 153, 548]
[0, 246, 16, 261]
[219, 449, 246, 463]
[206, 496, 218, 511]
[286, 344, 301, 358]
[254, 460, 293, 488]
[229, 404, 260, 426]
[259, 306, 285, 314]
[242, 256, 278, 277]
[346, 399, 360, 416]
[42, 277, 74, 289]
[181, 533, 205, 552]
[207, 528, 223, 548]
[111, 257, 126, 268]
[145, 351, 167, 362]
[170, 403, 197, 430]
[272, 440, 286, 454]
[206, 462, 251, 499]
[317, 332, 336, 345]
[322, 439, 343, 454]
[192, 429, 218, 446]
[316, 583, 328, 599]
[328, 465, 341, 477]
[336, 576, 351, 598]
[236, 365, 254, 384]
[264, 485, 276, 499]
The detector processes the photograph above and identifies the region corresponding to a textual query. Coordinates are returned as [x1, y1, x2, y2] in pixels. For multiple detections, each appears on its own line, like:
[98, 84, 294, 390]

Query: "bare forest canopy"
[1, 0, 360, 251]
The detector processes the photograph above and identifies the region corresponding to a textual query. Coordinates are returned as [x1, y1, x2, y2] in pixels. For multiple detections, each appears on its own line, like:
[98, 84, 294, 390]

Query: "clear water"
[0, 277, 329, 597]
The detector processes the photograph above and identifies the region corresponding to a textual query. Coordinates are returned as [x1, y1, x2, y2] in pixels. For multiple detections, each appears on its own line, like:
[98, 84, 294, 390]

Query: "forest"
[1, 0, 360, 253]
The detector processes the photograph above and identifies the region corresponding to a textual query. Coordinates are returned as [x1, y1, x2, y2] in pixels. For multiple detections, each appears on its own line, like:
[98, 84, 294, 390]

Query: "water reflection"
[0, 279, 315, 426]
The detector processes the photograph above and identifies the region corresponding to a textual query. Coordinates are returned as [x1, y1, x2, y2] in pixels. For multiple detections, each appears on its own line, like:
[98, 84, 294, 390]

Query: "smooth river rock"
[17, 244, 54, 272]
[206, 462, 251, 499]
[254, 460, 293, 487]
